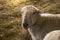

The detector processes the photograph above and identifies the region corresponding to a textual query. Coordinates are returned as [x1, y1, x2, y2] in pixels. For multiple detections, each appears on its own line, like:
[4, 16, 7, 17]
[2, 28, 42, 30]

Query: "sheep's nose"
[23, 23, 28, 29]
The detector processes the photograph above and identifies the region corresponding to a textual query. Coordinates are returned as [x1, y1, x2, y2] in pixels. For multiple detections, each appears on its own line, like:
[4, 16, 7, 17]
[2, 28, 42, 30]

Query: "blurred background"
[0, 0, 60, 40]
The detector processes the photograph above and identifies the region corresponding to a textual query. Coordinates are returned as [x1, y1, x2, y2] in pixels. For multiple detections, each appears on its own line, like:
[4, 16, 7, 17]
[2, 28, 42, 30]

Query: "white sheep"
[43, 30, 60, 40]
[21, 5, 60, 40]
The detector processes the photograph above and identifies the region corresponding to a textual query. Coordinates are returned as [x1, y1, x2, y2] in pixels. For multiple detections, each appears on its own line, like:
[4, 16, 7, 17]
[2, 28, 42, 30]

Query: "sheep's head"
[21, 5, 42, 30]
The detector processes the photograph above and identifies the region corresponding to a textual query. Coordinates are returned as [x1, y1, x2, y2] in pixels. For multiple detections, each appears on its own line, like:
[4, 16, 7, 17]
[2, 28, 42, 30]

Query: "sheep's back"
[39, 14, 60, 38]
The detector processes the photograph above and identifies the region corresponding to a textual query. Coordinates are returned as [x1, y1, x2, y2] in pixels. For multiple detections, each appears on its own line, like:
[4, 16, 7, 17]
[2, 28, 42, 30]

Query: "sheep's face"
[21, 5, 41, 30]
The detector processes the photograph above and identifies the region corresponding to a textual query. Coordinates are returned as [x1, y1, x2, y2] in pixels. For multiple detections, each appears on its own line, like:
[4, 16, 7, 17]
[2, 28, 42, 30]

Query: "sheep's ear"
[36, 10, 43, 14]
[36, 10, 40, 13]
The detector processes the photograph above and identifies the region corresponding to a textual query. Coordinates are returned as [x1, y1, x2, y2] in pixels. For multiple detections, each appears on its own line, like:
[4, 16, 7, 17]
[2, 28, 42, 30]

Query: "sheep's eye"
[33, 12, 35, 14]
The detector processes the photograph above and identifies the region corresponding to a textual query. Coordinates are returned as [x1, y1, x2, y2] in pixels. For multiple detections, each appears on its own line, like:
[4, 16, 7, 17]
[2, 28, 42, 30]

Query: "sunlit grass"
[10, 0, 26, 5]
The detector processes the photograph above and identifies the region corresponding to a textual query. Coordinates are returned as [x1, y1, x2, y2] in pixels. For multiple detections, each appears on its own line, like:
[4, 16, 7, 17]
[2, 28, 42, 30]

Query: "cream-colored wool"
[43, 30, 60, 40]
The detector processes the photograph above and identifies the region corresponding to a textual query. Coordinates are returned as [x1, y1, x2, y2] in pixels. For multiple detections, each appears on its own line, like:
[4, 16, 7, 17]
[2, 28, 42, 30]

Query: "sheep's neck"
[28, 25, 43, 40]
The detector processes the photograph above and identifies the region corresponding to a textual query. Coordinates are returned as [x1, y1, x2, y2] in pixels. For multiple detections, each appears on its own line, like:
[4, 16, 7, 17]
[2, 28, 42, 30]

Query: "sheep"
[43, 30, 60, 40]
[21, 5, 60, 40]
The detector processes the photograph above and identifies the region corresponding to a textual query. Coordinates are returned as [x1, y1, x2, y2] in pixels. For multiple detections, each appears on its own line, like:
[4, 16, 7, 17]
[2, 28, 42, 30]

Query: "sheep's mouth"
[23, 23, 29, 29]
